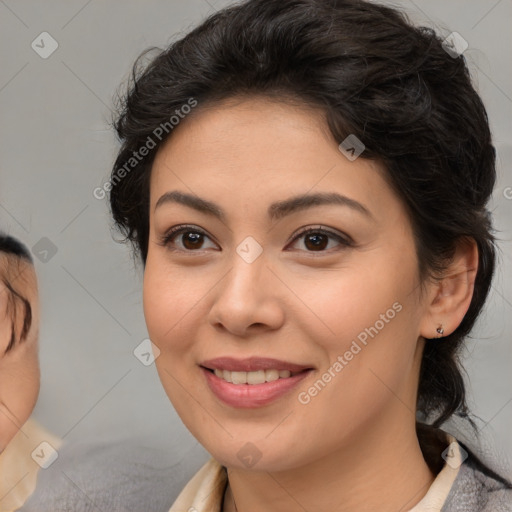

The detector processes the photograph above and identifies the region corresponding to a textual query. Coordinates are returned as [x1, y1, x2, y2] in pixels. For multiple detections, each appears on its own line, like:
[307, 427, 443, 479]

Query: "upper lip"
[200, 357, 313, 373]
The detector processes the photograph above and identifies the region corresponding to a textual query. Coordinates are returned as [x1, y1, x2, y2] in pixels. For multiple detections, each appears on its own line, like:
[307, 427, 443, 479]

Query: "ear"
[419, 237, 479, 339]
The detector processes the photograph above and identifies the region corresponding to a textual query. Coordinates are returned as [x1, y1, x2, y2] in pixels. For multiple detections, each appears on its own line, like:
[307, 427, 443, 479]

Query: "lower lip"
[201, 367, 312, 408]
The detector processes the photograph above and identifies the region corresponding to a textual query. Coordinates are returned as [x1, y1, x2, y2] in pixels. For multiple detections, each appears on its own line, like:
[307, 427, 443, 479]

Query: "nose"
[207, 251, 285, 338]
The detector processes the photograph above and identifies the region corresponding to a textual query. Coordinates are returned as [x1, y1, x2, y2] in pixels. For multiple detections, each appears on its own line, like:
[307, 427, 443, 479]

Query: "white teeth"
[212, 368, 293, 384]
[265, 369, 279, 382]
[231, 371, 247, 385]
[247, 370, 265, 385]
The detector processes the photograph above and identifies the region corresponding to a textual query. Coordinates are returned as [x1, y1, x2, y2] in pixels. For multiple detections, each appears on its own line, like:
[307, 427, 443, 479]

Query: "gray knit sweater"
[20, 434, 512, 511]
[441, 450, 512, 511]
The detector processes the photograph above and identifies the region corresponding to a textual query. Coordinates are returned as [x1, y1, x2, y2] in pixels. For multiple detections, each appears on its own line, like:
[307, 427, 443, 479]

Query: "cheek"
[143, 257, 194, 349]
[293, 252, 421, 409]
[0, 350, 40, 421]
[143, 260, 215, 441]
[292, 254, 414, 350]
[142, 255, 212, 403]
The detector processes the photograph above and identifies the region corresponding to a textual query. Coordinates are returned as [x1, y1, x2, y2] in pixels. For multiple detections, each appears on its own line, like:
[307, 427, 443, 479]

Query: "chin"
[199, 434, 307, 473]
[0, 416, 16, 452]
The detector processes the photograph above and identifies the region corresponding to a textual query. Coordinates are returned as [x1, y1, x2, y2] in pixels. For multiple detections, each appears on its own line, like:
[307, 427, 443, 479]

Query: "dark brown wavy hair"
[107, 0, 511, 485]
[0, 234, 33, 354]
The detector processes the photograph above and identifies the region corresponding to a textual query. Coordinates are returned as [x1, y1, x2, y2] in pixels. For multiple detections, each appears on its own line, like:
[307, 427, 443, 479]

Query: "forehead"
[152, 96, 331, 172]
[149, 96, 396, 223]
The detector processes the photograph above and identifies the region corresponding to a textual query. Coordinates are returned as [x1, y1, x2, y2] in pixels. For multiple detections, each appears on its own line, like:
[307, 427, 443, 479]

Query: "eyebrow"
[155, 190, 374, 222]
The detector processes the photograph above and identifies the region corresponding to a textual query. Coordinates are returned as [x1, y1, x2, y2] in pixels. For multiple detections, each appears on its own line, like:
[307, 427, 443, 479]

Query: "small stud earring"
[436, 325, 444, 338]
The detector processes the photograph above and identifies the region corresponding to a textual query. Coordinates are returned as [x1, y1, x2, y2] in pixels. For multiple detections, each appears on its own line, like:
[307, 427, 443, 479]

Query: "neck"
[223, 411, 437, 512]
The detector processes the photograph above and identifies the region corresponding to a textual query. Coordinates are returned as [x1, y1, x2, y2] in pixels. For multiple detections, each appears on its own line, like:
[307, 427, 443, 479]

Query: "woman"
[0, 234, 60, 512]
[108, 0, 512, 510]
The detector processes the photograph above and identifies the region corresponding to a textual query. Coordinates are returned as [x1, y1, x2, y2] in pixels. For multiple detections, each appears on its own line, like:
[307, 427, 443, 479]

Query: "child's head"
[0, 234, 40, 452]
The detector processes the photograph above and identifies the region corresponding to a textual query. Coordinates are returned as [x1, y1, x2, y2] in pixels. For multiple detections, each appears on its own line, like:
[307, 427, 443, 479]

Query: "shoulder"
[442, 444, 512, 512]
[18, 435, 203, 512]
[417, 423, 512, 512]
[0, 418, 61, 512]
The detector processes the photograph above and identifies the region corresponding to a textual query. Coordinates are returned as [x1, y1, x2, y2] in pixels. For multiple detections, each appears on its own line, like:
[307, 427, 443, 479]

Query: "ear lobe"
[420, 238, 479, 339]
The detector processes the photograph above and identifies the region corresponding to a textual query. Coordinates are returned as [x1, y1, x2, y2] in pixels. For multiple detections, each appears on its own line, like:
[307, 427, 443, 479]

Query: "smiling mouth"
[199, 358, 314, 407]
[202, 367, 306, 385]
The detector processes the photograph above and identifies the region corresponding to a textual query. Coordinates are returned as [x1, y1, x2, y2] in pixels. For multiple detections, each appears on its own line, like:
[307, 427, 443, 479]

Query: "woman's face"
[143, 96, 432, 471]
[0, 255, 40, 452]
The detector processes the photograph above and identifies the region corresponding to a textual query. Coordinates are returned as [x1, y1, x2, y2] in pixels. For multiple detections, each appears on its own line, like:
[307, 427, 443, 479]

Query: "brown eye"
[303, 232, 329, 251]
[180, 232, 205, 250]
[160, 225, 218, 252]
[288, 226, 352, 253]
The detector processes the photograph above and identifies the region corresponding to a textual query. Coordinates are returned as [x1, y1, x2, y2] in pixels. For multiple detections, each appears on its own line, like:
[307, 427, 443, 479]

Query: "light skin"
[0, 254, 40, 454]
[143, 96, 478, 512]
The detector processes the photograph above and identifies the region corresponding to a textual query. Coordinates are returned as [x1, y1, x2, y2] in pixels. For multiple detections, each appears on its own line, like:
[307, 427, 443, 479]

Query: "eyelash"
[158, 224, 353, 256]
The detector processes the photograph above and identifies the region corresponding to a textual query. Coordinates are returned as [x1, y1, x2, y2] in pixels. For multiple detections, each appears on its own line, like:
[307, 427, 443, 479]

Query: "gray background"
[1, 0, 511, 483]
